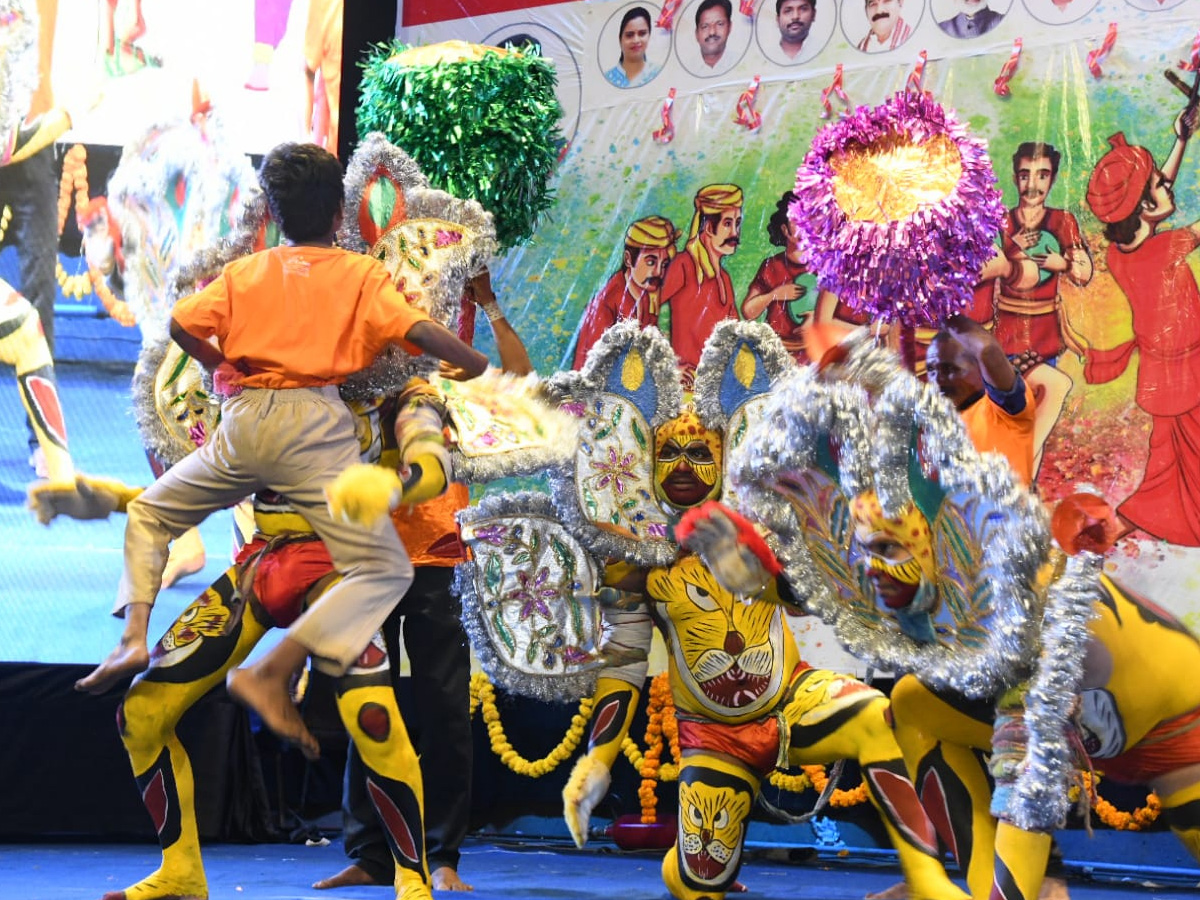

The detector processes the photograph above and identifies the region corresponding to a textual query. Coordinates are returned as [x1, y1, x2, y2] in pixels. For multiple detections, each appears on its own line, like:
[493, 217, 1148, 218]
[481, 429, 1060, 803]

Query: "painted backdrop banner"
[400, 0, 1200, 671]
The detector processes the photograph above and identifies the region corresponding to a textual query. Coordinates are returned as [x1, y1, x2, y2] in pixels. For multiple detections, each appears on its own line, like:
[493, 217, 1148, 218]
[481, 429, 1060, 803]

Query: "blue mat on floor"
[1, 838, 1197, 900]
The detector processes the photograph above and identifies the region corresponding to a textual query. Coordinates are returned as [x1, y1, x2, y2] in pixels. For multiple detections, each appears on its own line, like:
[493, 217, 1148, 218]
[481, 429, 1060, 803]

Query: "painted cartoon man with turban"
[1082, 101, 1200, 547]
[660, 183, 743, 378]
[572, 215, 680, 368]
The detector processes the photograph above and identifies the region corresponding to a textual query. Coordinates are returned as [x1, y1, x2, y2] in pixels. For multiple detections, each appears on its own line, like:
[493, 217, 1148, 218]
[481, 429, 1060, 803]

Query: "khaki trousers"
[119, 385, 413, 674]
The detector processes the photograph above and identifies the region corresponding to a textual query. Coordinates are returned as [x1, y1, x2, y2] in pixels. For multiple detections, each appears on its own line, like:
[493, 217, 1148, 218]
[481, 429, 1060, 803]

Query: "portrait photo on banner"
[929, 0, 1013, 40]
[754, 0, 838, 68]
[674, 0, 753, 79]
[842, 0, 924, 55]
[598, 3, 667, 89]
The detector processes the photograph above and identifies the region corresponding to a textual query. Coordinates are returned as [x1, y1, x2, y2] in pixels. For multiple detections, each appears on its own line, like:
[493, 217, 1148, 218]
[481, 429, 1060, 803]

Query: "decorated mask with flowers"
[453, 320, 796, 703]
[725, 337, 1106, 832]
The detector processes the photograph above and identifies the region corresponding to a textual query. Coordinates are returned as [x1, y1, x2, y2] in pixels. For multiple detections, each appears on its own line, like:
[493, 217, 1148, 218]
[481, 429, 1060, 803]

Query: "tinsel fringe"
[456, 491, 603, 703]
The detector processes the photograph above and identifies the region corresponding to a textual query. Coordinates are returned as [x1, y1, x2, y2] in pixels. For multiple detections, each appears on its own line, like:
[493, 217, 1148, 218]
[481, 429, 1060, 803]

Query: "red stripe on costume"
[592, 697, 621, 741]
[142, 769, 169, 834]
[868, 767, 939, 855]
[28, 375, 68, 447]
[367, 778, 420, 865]
[919, 768, 958, 861]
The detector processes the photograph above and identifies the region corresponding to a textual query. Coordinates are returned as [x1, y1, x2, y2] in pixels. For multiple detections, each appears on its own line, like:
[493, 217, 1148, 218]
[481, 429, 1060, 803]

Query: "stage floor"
[1, 838, 1197, 900]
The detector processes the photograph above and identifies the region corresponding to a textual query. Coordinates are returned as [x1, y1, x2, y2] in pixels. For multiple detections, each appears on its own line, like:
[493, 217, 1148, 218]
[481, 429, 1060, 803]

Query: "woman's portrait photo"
[601, 5, 664, 88]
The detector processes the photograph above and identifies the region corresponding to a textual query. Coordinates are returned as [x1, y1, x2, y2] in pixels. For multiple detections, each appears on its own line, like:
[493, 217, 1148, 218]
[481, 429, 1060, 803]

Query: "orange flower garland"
[466, 674, 1156, 831]
[639, 672, 680, 823]
[636, 674, 870, 820]
[804, 763, 870, 808]
[55, 146, 97, 302]
[57, 144, 89, 235]
[53, 144, 137, 325]
[1081, 771, 1161, 831]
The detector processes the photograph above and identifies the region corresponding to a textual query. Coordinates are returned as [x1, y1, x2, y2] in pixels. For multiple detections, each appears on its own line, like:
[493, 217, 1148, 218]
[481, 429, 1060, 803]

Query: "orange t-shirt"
[959, 381, 1036, 486]
[172, 245, 432, 389]
[391, 483, 470, 567]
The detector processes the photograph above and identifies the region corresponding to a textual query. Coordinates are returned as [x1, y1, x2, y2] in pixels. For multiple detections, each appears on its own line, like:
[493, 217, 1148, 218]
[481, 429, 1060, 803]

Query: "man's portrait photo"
[756, 0, 836, 66]
[675, 0, 751, 77]
[933, 0, 1009, 38]
[844, 0, 919, 54]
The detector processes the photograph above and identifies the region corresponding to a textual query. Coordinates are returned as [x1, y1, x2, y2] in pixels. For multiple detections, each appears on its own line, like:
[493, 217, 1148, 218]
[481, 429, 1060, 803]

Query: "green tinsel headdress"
[357, 39, 563, 252]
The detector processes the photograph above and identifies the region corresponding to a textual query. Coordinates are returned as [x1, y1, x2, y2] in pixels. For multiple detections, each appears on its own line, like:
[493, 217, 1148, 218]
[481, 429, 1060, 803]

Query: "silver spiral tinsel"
[728, 343, 1053, 699]
[1000, 551, 1103, 832]
[693, 320, 795, 433]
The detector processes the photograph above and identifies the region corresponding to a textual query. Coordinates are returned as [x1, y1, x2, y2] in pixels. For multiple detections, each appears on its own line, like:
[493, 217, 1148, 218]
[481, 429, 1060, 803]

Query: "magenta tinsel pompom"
[790, 91, 1004, 328]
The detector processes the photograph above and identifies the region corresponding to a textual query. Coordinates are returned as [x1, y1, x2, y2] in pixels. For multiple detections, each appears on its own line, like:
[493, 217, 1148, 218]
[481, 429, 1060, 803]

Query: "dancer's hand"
[27, 474, 135, 525]
[563, 754, 612, 849]
[676, 501, 781, 596]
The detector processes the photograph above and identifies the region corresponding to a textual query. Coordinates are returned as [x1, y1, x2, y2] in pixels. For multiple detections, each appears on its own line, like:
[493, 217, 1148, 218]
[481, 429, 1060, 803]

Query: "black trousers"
[0, 145, 59, 448]
[342, 565, 473, 879]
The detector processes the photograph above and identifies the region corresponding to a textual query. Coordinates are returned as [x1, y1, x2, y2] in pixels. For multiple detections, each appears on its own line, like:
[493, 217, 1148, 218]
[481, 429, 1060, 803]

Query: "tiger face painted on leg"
[664, 758, 755, 900]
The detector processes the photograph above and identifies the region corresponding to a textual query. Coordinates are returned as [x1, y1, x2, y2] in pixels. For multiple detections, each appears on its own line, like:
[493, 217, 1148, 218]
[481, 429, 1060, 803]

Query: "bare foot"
[313, 863, 386, 890]
[226, 666, 320, 760]
[162, 528, 206, 588]
[1039, 876, 1070, 900]
[75, 639, 150, 694]
[865, 883, 908, 900]
[432, 866, 473, 891]
[730, 879, 748, 893]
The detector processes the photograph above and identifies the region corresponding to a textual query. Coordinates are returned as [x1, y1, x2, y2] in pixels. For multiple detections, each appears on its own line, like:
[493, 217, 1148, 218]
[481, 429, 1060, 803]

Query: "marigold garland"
[90, 268, 136, 325]
[804, 763, 870, 808]
[55, 261, 91, 300]
[469, 671, 593, 778]
[767, 768, 814, 794]
[636, 673, 870, 819]
[467, 676, 1158, 830]
[467, 670, 872, 816]
[621, 735, 645, 770]
[57, 144, 89, 235]
[55, 145, 97, 303]
[1081, 771, 1161, 831]
[639, 673, 681, 823]
[51, 144, 137, 325]
[0, 204, 11, 244]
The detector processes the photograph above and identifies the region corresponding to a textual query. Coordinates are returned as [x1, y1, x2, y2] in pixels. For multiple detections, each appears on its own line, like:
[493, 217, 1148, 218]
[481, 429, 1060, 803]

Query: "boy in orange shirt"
[79, 143, 488, 758]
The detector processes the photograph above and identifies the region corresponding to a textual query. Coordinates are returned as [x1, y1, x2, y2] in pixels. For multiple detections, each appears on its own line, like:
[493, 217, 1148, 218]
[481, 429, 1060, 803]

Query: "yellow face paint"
[849, 491, 936, 585]
[653, 410, 723, 509]
[857, 546, 925, 586]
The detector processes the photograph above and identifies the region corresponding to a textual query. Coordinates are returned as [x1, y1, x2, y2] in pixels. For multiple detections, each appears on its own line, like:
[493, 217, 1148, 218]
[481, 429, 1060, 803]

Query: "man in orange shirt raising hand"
[924, 313, 1036, 486]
